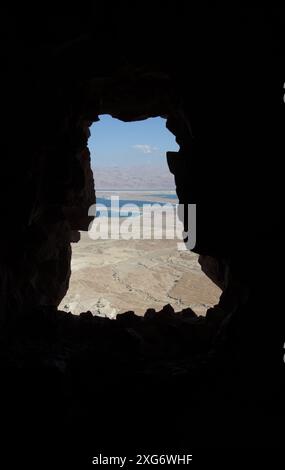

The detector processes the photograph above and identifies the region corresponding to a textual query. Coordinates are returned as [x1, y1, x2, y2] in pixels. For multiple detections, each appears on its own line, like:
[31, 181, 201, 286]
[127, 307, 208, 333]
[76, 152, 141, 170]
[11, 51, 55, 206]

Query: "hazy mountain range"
[92, 165, 175, 190]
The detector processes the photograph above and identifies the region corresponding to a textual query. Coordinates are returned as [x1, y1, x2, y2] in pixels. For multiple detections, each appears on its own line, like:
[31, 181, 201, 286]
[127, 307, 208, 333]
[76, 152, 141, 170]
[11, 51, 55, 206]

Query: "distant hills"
[92, 165, 175, 190]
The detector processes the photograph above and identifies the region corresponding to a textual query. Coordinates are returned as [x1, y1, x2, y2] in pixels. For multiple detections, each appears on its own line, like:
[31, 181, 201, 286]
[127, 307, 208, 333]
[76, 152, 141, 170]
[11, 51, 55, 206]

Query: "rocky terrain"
[59, 231, 221, 317]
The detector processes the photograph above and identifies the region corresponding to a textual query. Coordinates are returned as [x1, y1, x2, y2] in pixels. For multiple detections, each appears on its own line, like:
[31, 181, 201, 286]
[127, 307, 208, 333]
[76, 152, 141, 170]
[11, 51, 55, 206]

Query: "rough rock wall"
[0, 72, 95, 316]
[0, 8, 284, 459]
[0, 8, 284, 340]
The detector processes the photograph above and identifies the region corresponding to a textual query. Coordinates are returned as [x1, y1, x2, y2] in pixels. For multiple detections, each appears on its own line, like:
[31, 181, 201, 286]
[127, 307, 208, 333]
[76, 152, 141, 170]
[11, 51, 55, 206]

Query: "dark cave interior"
[0, 6, 284, 463]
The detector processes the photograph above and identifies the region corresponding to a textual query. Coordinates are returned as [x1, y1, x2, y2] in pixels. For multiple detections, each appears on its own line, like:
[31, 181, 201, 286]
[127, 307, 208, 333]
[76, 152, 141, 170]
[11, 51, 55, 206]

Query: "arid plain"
[59, 233, 221, 318]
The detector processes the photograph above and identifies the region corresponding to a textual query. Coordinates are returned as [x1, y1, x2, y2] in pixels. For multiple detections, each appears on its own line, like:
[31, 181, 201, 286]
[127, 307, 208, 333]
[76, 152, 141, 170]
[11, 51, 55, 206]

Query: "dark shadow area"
[0, 7, 284, 465]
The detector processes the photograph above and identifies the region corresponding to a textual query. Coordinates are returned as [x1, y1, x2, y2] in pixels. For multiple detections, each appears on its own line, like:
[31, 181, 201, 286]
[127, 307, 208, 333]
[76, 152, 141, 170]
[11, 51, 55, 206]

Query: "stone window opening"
[59, 114, 221, 318]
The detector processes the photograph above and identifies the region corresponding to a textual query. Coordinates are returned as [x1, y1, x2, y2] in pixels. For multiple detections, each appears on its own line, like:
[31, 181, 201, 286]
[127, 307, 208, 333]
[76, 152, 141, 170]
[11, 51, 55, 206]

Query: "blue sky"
[88, 115, 179, 167]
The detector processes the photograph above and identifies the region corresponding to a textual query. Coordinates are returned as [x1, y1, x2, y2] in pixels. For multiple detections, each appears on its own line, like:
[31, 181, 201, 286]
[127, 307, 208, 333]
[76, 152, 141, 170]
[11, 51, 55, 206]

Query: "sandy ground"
[59, 230, 221, 318]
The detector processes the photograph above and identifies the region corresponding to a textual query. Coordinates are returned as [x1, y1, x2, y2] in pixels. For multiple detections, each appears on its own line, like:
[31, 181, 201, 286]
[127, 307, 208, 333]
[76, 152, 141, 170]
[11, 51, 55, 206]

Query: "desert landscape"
[59, 193, 221, 318]
[93, 165, 176, 190]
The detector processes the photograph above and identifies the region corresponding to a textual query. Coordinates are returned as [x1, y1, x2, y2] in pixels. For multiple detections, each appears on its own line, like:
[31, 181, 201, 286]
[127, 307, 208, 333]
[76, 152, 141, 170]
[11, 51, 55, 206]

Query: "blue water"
[149, 193, 178, 200]
[96, 198, 155, 208]
[95, 196, 177, 217]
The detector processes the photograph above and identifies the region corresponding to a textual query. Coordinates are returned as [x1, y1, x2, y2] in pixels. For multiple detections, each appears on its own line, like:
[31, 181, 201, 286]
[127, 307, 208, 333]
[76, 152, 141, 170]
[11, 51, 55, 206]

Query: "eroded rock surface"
[59, 233, 221, 316]
[0, 8, 284, 460]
